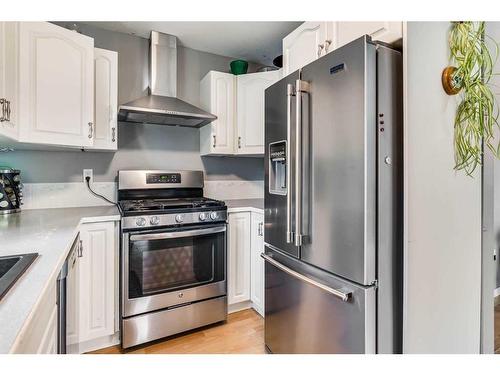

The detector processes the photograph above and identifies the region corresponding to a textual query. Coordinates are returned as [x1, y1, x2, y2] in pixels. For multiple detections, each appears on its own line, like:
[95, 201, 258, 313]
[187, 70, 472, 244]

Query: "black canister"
[0, 168, 22, 214]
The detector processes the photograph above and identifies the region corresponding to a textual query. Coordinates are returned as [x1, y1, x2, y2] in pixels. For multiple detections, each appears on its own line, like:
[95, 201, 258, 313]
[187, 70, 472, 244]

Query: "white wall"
[404, 22, 482, 353]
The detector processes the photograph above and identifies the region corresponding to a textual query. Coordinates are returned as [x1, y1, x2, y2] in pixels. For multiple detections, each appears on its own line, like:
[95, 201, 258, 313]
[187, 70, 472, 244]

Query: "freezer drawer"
[263, 248, 375, 354]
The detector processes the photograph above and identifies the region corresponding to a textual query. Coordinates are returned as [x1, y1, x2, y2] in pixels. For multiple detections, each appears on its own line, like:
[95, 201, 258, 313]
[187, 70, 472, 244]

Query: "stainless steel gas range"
[118, 170, 227, 349]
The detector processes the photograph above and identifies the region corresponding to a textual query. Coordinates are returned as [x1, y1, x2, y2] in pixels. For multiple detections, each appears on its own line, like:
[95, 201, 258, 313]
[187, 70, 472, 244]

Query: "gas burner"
[119, 197, 225, 215]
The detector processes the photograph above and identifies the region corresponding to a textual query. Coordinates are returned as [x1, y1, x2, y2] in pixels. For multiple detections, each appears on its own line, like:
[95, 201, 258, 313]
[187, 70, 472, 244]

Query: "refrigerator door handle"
[286, 83, 295, 244]
[294, 79, 310, 247]
[261, 253, 352, 302]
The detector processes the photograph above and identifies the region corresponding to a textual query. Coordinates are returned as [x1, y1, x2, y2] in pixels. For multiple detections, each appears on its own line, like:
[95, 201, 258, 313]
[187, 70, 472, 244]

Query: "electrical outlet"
[83, 169, 93, 183]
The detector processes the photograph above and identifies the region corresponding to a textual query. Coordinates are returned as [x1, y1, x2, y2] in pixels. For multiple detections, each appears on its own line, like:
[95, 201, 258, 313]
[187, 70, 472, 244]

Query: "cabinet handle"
[5, 100, 11, 122]
[238, 136, 242, 149]
[317, 43, 324, 58]
[111, 127, 116, 142]
[258, 222, 263, 236]
[88, 122, 94, 139]
[0, 98, 5, 122]
[213, 134, 216, 148]
[78, 239, 83, 257]
[324, 39, 332, 53]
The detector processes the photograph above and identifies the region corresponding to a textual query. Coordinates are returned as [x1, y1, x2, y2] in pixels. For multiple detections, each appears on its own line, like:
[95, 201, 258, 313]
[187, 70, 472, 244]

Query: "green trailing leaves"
[449, 21, 500, 175]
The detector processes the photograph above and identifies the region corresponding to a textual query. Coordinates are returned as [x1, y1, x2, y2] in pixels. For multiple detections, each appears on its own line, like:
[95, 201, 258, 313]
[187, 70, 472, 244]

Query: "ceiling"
[82, 21, 302, 66]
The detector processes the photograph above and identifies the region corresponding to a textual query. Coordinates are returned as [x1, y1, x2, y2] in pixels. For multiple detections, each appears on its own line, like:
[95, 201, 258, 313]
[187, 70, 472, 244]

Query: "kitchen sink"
[0, 253, 38, 300]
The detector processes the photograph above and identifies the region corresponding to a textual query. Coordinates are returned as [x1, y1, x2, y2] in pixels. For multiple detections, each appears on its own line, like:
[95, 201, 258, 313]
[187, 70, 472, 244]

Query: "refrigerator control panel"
[269, 141, 287, 195]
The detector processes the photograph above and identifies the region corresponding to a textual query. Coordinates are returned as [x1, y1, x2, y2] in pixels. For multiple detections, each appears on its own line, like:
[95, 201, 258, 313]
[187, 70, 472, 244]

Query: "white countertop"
[0, 206, 120, 353]
[225, 199, 264, 212]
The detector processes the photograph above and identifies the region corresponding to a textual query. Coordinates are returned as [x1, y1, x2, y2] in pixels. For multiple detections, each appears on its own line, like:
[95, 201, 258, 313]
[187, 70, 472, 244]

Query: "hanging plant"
[442, 21, 499, 176]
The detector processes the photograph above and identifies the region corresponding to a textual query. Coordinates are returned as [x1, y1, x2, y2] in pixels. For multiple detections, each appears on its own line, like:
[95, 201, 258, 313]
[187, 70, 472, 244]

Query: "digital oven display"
[146, 173, 182, 184]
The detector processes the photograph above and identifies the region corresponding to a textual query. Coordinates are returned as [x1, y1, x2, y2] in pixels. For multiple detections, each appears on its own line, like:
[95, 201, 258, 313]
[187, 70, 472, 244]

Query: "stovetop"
[119, 197, 225, 216]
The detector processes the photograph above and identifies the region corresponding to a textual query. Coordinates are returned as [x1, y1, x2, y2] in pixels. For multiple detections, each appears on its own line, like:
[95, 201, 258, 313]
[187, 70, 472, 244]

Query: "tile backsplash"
[21, 180, 264, 210]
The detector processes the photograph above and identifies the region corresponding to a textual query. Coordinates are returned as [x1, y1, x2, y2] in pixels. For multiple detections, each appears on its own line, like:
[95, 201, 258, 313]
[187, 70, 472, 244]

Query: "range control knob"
[199, 212, 208, 221]
[175, 214, 184, 223]
[136, 217, 146, 227]
[150, 216, 160, 225]
[210, 211, 218, 220]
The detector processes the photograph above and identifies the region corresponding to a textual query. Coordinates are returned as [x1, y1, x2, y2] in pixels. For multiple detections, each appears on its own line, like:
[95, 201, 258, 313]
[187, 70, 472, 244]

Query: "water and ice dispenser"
[269, 141, 287, 195]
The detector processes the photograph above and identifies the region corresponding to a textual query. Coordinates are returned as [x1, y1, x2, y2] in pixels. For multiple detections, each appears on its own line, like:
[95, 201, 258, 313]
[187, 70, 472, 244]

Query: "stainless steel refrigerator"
[263, 36, 403, 354]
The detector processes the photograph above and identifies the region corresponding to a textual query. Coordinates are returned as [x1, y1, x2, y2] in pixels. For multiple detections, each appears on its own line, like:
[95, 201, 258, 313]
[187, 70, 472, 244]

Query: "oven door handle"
[129, 225, 226, 241]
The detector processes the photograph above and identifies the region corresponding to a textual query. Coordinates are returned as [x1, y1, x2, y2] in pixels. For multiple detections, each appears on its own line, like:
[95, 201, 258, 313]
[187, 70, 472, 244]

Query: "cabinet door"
[92, 48, 118, 150]
[78, 221, 117, 343]
[250, 212, 264, 316]
[236, 71, 280, 155]
[0, 22, 18, 140]
[282, 22, 328, 76]
[17, 22, 94, 147]
[66, 237, 80, 353]
[335, 22, 402, 49]
[200, 71, 235, 155]
[228, 212, 251, 304]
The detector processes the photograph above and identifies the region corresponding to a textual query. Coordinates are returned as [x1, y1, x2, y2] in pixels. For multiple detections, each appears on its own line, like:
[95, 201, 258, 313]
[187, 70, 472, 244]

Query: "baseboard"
[228, 301, 253, 314]
[228, 301, 264, 318]
[81, 332, 120, 354]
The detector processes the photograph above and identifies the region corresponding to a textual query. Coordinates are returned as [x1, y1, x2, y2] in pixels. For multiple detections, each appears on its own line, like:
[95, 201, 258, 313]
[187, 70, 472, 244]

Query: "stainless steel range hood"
[118, 31, 217, 128]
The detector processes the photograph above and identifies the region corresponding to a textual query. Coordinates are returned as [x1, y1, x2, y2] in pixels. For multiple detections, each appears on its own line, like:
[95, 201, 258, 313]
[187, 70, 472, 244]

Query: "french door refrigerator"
[263, 36, 403, 354]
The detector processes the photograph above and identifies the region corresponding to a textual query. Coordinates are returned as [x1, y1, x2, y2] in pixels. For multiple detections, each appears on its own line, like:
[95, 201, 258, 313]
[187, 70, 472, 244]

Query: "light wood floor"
[91, 308, 265, 354]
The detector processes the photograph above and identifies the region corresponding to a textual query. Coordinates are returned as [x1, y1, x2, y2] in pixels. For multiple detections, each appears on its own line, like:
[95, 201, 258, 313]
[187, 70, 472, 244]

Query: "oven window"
[128, 229, 225, 299]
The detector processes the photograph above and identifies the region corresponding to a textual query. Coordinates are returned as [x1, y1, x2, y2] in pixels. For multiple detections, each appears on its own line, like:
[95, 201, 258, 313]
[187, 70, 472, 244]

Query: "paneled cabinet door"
[78, 221, 117, 343]
[228, 212, 251, 305]
[17, 22, 94, 147]
[282, 21, 329, 76]
[250, 212, 264, 316]
[200, 71, 235, 155]
[0, 22, 19, 140]
[334, 22, 403, 49]
[92, 48, 118, 150]
[236, 70, 281, 155]
[66, 236, 80, 354]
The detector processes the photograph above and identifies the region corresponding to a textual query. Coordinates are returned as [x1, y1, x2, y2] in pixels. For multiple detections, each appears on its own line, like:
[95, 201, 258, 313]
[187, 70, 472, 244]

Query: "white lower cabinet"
[76, 221, 118, 350]
[228, 212, 251, 304]
[250, 212, 264, 316]
[227, 210, 265, 317]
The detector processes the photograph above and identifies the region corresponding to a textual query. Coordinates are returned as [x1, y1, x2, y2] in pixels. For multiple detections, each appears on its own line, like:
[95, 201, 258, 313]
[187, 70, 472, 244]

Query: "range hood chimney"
[118, 31, 217, 127]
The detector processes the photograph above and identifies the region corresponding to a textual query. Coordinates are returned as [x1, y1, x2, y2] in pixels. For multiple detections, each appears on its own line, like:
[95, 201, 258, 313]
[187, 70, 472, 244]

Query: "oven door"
[122, 224, 227, 317]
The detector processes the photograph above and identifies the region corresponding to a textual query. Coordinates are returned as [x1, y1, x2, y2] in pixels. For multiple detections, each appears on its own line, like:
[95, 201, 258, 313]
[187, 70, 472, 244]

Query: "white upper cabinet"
[200, 69, 280, 156]
[200, 71, 235, 155]
[236, 70, 281, 155]
[0, 22, 19, 141]
[334, 22, 402, 49]
[92, 47, 118, 150]
[282, 21, 402, 76]
[282, 22, 329, 76]
[17, 22, 94, 148]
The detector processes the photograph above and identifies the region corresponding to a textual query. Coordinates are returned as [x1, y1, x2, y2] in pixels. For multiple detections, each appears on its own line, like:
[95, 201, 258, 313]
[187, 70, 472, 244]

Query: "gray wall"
[0, 23, 264, 183]
[404, 22, 482, 353]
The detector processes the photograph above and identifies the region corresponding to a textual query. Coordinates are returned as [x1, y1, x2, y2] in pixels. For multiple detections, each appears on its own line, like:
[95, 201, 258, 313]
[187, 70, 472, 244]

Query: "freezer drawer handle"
[261, 253, 352, 302]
